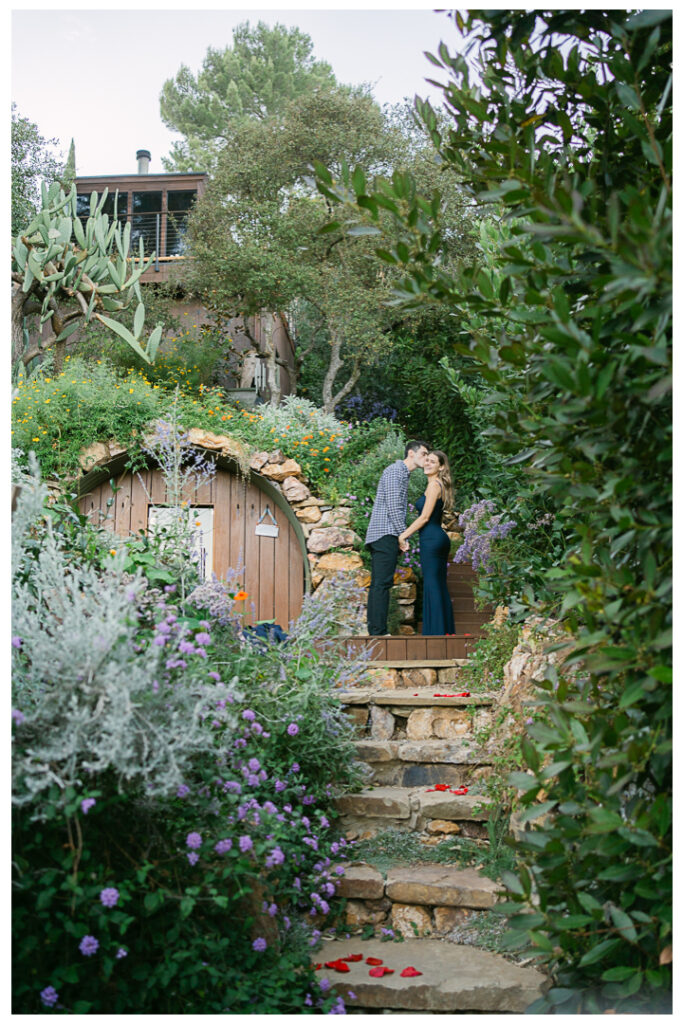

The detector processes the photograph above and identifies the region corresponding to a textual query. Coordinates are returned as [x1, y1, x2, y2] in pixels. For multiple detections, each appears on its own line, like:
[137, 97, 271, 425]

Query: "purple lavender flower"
[319, 977, 331, 991]
[208, 671, 221, 682]
[291, 762, 300, 773]
[11, 636, 22, 649]
[248, 757, 261, 772]
[176, 784, 190, 798]
[215, 838, 232, 854]
[283, 915, 291, 929]
[40, 986, 58, 1007]
[178, 639, 195, 655]
[329, 996, 347, 1014]
[247, 774, 260, 787]
[80, 798, 96, 815]
[12, 708, 25, 725]
[302, 794, 315, 805]
[251, 722, 263, 736]
[267, 903, 278, 917]
[116, 948, 127, 959]
[99, 887, 119, 908]
[239, 835, 253, 853]
[265, 846, 285, 868]
[287, 722, 299, 736]
[164, 584, 177, 594]
[263, 801, 277, 815]
[252, 937, 267, 952]
[186, 832, 202, 849]
[242, 709, 256, 722]
[79, 935, 99, 957]
[195, 632, 212, 645]
[187, 851, 199, 865]
[274, 780, 286, 792]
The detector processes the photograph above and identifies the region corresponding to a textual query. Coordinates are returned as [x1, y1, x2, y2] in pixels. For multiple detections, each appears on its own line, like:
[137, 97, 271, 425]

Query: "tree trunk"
[11, 284, 27, 368]
[321, 329, 361, 414]
[262, 312, 282, 407]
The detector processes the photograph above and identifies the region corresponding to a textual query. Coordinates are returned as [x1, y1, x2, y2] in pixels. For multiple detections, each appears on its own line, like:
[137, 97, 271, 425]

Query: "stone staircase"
[315, 657, 549, 1012]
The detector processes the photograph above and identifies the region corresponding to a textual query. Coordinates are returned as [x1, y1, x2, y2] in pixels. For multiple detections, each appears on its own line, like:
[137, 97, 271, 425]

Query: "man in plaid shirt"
[365, 440, 429, 635]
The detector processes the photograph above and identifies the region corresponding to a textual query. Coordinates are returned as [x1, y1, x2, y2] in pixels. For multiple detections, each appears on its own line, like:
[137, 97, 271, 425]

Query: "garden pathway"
[316, 654, 548, 1013]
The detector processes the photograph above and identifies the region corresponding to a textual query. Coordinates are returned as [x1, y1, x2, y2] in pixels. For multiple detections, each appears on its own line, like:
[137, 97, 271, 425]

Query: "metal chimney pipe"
[136, 149, 151, 175]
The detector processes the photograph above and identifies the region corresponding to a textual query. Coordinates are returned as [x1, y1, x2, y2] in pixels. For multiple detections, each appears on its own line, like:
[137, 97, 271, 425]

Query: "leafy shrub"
[12, 461, 363, 1014]
[319, 8, 672, 1011]
[459, 620, 520, 693]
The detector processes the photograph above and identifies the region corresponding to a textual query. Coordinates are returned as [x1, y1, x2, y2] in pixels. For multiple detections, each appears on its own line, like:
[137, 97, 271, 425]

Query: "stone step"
[335, 786, 492, 834]
[353, 737, 490, 788]
[335, 861, 503, 939]
[315, 937, 548, 1013]
[344, 663, 472, 690]
[337, 862, 502, 911]
[339, 688, 495, 707]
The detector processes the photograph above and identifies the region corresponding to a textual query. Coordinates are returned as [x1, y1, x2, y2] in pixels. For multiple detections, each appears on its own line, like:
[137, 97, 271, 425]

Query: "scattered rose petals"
[369, 966, 395, 977]
[313, 963, 322, 971]
[343, 954, 363, 962]
[452, 786, 469, 795]
[400, 967, 423, 977]
[365, 957, 383, 966]
[324, 959, 351, 972]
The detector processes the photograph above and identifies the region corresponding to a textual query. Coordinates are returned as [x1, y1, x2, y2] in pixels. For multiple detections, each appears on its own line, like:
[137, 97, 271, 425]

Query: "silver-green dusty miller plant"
[12, 457, 240, 820]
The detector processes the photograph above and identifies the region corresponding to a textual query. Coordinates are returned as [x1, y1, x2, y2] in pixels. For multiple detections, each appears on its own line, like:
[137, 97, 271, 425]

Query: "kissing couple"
[365, 440, 455, 637]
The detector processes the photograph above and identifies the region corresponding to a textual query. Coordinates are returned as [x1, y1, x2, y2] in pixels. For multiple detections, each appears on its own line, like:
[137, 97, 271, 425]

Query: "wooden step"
[314, 937, 548, 1012]
[338, 636, 481, 662]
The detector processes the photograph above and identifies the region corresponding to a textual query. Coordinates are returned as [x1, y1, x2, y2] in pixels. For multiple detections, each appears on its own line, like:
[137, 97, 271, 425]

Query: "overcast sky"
[11, 4, 461, 176]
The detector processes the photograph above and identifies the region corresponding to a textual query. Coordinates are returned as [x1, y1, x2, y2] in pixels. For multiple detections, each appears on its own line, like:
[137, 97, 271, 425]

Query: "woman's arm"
[399, 480, 441, 544]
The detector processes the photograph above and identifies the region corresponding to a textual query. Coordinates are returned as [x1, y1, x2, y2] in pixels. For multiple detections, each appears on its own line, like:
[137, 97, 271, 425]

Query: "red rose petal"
[324, 959, 351, 972]
[369, 966, 395, 977]
[365, 957, 383, 966]
[343, 954, 363, 962]
[400, 967, 423, 977]
[451, 786, 469, 795]
[313, 963, 322, 970]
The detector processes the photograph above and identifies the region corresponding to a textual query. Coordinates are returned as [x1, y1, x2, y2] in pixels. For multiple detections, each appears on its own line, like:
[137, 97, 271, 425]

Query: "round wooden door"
[78, 464, 307, 629]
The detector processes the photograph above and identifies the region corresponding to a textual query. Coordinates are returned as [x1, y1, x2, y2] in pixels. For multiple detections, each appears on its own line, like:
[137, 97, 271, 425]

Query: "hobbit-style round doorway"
[77, 452, 310, 628]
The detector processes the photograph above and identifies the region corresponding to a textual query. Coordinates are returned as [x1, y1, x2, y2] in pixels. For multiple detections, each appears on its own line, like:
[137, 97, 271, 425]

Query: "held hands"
[399, 533, 409, 552]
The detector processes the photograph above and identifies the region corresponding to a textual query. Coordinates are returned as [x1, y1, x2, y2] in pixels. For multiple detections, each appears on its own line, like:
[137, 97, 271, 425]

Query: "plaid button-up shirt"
[364, 460, 409, 545]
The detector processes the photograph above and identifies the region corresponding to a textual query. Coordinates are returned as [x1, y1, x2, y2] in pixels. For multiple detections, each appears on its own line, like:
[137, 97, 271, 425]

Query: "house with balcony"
[73, 150, 296, 404]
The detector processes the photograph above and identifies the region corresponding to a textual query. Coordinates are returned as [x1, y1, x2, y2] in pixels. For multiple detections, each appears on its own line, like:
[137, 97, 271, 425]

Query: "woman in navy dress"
[399, 450, 455, 635]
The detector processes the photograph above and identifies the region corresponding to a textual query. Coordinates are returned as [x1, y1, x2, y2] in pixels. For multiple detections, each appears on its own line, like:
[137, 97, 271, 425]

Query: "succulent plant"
[11, 181, 163, 371]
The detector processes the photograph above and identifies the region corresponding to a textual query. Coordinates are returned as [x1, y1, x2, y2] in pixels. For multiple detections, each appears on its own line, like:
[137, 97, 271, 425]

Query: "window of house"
[132, 190, 162, 257]
[166, 190, 197, 256]
[147, 505, 214, 581]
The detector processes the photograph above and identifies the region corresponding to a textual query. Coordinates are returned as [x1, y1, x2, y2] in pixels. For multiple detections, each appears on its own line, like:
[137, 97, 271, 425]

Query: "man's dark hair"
[404, 440, 429, 458]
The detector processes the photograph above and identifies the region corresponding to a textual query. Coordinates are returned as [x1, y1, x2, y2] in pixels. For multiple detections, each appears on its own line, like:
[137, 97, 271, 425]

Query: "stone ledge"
[385, 865, 502, 909]
[315, 937, 549, 1012]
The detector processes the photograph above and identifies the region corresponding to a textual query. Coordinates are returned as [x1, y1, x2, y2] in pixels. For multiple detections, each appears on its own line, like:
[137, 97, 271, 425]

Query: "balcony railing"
[77, 210, 190, 269]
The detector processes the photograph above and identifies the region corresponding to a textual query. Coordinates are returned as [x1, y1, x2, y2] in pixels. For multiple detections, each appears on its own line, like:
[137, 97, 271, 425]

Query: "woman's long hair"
[430, 450, 454, 511]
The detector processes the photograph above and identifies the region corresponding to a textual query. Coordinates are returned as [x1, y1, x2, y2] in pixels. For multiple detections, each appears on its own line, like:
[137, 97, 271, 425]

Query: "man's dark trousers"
[366, 535, 399, 635]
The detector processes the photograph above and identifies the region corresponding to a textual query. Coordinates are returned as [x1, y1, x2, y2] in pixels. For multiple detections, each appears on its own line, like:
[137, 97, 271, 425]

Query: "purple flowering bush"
[12, 465, 359, 1014]
[452, 499, 517, 574]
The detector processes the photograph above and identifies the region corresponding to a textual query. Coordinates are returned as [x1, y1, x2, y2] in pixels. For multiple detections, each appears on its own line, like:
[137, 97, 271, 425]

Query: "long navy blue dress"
[416, 493, 455, 635]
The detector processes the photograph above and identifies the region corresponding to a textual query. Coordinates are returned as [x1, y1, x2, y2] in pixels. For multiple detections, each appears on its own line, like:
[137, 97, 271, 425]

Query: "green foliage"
[459, 621, 520, 692]
[317, 8, 672, 1011]
[12, 358, 162, 480]
[160, 21, 338, 174]
[11, 104, 63, 235]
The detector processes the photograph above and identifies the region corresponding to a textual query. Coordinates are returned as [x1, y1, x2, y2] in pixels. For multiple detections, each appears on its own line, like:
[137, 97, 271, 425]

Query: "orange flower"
[234, 590, 248, 601]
